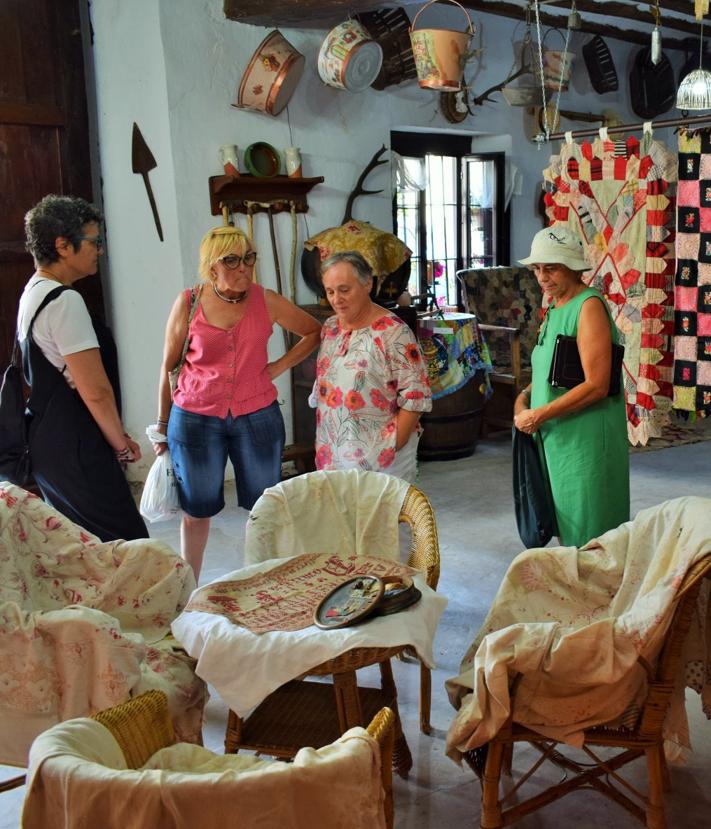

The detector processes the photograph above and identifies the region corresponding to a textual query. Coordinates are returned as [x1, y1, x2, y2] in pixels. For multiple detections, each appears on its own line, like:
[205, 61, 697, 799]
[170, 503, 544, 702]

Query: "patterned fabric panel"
[457, 267, 542, 369]
[674, 129, 711, 416]
[543, 133, 677, 445]
[416, 315, 493, 400]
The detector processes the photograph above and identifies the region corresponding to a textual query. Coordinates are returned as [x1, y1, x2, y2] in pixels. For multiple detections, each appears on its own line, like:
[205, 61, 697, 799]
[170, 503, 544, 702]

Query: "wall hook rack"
[208, 174, 324, 216]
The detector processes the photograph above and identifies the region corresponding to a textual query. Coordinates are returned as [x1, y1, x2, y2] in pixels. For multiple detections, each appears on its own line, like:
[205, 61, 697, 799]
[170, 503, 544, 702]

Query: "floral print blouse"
[311, 313, 432, 472]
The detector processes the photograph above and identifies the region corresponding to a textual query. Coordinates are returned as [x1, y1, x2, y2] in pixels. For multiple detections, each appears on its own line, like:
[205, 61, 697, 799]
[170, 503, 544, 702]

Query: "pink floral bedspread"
[0, 483, 206, 765]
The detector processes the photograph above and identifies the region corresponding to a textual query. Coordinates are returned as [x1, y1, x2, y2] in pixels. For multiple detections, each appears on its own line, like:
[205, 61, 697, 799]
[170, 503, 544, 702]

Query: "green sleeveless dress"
[530, 288, 629, 547]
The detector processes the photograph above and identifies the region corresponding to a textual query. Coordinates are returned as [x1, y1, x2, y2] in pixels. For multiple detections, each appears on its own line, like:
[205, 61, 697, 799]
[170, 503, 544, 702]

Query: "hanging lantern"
[677, 68, 711, 110]
[677, 17, 711, 110]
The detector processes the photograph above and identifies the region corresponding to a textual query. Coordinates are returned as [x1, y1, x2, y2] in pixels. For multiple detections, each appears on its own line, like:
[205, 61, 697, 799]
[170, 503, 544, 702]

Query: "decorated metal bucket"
[540, 29, 574, 91]
[409, 0, 474, 91]
[318, 20, 384, 92]
[235, 30, 305, 116]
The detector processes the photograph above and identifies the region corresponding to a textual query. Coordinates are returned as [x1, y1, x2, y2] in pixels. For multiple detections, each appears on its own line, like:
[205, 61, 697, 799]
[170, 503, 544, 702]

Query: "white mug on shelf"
[218, 144, 240, 177]
[285, 146, 302, 178]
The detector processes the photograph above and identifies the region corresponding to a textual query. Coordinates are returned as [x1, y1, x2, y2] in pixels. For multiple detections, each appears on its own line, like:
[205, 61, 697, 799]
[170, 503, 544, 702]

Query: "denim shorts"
[167, 401, 285, 518]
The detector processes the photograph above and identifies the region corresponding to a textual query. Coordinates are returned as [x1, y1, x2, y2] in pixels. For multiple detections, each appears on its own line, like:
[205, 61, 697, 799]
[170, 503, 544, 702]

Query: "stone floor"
[3, 432, 711, 827]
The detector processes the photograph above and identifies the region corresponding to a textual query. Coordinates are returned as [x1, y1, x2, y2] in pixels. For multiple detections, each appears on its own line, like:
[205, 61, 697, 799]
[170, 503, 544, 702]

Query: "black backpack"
[0, 340, 30, 485]
[0, 286, 69, 486]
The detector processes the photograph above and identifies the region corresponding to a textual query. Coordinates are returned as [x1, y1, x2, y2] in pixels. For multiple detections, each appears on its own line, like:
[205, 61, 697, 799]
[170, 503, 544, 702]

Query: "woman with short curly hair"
[18, 194, 147, 541]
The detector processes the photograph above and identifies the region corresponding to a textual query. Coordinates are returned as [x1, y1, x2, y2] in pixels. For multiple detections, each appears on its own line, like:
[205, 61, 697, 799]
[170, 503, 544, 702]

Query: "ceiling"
[223, 0, 710, 50]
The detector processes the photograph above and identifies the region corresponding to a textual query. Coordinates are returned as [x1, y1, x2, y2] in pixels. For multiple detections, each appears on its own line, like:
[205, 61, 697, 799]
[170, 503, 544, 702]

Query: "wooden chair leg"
[0, 773, 25, 792]
[645, 745, 667, 829]
[502, 742, 513, 776]
[332, 670, 363, 731]
[379, 659, 413, 779]
[419, 663, 432, 735]
[224, 709, 243, 754]
[480, 740, 505, 829]
[658, 744, 671, 792]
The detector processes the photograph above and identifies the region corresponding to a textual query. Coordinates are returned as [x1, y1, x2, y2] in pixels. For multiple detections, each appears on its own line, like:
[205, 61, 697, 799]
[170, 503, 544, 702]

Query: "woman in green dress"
[513, 227, 629, 547]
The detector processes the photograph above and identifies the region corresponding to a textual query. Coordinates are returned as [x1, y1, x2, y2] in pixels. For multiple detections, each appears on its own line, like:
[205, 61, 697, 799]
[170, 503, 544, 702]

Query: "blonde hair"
[198, 226, 254, 281]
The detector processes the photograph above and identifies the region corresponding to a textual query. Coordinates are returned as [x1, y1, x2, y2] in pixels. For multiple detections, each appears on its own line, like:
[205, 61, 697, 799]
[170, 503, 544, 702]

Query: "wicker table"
[172, 559, 447, 779]
[225, 644, 412, 778]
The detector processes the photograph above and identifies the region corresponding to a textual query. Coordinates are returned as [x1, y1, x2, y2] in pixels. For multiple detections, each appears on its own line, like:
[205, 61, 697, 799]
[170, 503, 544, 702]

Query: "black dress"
[21, 285, 148, 541]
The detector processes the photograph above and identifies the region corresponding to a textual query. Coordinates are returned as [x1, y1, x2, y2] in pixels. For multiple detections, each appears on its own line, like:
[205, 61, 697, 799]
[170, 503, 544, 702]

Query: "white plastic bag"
[140, 452, 180, 523]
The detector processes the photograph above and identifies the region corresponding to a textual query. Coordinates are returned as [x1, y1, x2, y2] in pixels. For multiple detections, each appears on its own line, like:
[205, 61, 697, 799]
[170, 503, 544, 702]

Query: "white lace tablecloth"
[172, 556, 447, 717]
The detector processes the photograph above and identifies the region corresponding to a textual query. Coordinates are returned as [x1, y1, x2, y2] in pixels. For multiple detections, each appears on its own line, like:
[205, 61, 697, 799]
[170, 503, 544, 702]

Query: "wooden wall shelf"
[208, 174, 324, 216]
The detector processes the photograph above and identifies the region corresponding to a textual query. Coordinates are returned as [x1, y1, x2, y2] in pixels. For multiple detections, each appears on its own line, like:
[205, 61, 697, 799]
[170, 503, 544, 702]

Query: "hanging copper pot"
[234, 30, 304, 117]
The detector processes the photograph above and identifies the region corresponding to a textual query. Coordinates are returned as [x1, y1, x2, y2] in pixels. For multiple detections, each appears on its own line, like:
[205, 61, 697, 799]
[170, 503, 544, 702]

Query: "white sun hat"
[519, 227, 589, 271]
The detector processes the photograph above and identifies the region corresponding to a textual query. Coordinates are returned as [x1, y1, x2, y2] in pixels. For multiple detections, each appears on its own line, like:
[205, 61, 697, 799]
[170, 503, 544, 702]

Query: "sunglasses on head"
[219, 251, 257, 269]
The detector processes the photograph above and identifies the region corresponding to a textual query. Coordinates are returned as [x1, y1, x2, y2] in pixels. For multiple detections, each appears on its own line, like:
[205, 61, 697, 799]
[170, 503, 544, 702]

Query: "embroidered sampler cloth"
[673, 128, 711, 415]
[543, 133, 677, 445]
[184, 552, 414, 634]
[416, 313, 493, 401]
[172, 555, 447, 717]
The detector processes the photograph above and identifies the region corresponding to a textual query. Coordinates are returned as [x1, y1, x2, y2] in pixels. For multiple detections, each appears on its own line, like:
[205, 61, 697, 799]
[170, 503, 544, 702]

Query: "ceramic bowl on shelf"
[243, 142, 281, 177]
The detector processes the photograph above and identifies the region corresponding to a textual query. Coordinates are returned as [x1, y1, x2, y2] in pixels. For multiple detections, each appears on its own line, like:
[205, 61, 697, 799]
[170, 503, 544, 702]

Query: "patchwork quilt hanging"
[543, 133, 677, 445]
[674, 128, 711, 416]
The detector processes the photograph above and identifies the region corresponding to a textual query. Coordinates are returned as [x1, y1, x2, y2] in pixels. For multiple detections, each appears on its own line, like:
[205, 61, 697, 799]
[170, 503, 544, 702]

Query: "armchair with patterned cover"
[456, 267, 542, 434]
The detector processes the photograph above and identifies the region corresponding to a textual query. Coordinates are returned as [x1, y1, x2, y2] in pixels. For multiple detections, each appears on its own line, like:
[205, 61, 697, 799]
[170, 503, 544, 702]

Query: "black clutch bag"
[548, 334, 624, 397]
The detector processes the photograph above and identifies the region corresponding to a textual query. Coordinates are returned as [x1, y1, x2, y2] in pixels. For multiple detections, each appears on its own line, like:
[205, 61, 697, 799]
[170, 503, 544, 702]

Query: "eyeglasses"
[219, 251, 257, 269]
[78, 234, 105, 248]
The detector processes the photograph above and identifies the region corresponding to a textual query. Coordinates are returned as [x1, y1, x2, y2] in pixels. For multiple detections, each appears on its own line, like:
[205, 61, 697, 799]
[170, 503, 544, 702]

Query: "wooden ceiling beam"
[463, 0, 693, 50]
[223, 0, 699, 49]
[223, 0, 387, 27]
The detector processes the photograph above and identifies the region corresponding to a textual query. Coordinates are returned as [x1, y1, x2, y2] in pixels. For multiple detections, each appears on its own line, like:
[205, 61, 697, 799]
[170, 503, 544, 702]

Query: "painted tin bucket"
[540, 29, 574, 91]
[235, 30, 304, 116]
[409, 0, 475, 91]
[318, 20, 383, 92]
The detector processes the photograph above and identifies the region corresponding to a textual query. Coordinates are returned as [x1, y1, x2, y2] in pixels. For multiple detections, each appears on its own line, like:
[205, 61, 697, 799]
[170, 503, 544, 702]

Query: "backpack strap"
[23, 285, 75, 375]
[26, 285, 73, 339]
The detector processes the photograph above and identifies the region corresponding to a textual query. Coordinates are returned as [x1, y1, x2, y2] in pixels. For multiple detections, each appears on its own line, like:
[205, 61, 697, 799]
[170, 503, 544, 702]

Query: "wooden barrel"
[418, 372, 485, 461]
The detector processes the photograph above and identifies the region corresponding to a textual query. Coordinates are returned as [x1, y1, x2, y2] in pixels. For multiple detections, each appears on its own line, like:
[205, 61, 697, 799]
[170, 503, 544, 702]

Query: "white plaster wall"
[90, 0, 184, 479]
[89, 0, 678, 479]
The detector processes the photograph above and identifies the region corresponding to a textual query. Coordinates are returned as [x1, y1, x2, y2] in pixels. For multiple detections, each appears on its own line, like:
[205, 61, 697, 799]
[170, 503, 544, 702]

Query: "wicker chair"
[228, 471, 440, 776]
[26, 691, 396, 829]
[471, 553, 711, 829]
[456, 267, 542, 434]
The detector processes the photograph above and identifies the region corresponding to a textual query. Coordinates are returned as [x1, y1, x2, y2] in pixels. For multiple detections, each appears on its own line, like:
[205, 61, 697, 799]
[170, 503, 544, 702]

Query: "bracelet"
[157, 418, 169, 427]
[115, 446, 132, 461]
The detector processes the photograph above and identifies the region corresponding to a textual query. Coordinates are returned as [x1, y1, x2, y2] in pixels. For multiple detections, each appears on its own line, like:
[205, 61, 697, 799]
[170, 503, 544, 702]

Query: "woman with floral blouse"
[310, 251, 432, 481]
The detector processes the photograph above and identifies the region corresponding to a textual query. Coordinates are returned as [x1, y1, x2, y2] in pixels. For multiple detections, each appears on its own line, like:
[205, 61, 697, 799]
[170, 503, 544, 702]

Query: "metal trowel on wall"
[131, 122, 164, 241]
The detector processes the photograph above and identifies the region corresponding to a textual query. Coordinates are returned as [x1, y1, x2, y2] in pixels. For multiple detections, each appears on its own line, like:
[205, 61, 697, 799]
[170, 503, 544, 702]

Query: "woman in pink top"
[154, 226, 320, 580]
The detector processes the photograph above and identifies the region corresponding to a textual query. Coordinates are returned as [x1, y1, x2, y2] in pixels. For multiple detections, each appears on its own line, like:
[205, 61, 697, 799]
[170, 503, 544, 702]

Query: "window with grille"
[392, 131, 509, 309]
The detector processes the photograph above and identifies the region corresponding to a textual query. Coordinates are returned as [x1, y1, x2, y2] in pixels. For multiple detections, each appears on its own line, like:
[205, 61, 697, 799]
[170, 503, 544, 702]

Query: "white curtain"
[391, 151, 427, 191]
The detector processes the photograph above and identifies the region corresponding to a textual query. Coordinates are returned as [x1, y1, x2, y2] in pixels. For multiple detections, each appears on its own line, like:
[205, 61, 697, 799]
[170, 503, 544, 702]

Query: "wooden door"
[0, 0, 102, 367]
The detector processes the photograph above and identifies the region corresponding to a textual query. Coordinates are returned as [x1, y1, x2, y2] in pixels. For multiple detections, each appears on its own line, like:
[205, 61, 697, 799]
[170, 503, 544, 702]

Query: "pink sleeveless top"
[173, 283, 277, 418]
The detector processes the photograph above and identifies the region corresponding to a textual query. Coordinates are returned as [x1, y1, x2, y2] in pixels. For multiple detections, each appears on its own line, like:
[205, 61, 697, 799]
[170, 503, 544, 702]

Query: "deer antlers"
[469, 63, 530, 107]
[341, 144, 388, 224]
